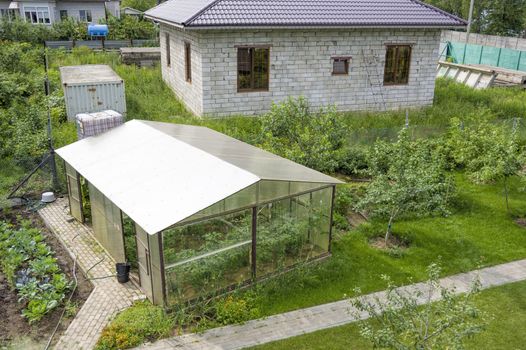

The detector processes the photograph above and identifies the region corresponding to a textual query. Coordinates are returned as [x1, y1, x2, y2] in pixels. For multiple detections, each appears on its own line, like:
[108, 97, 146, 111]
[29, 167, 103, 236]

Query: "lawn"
[238, 173, 526, 317]
[3, 47, 526, 349]
[249, 280, 526, 350]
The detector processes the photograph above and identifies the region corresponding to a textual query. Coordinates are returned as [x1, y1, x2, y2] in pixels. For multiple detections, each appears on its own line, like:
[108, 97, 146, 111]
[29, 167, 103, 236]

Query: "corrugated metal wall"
[64, 82, 126, 121]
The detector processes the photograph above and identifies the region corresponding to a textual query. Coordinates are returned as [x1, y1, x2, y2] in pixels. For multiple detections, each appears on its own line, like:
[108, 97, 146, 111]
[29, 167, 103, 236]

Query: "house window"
[384, 45, 412, 85]
[332, 57, 350, 75]
[1, 9, 17, 20]
[165, 34, 171, 67]
[237, 47, 270, 92]
[184, 42, 191, 83]
[79, 10, 92, 22]
[24, 6, 50, 24]
[60, 10, 68, 20]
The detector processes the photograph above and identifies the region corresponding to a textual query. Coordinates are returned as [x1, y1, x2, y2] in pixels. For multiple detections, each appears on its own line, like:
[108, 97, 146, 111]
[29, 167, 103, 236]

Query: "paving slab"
[138, 259, 526, 350]
[39, 198, 145, 350]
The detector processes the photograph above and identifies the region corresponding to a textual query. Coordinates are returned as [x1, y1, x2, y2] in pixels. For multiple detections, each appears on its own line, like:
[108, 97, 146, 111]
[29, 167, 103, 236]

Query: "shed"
[60, 65, 126, 121]
[56, 120, 342, 305]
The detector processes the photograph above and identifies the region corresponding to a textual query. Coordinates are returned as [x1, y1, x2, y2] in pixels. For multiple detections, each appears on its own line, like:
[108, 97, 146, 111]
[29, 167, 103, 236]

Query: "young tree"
[350, 263, 486, 350]
[448, 118, 525, 212]
[356, 128, 454, 244]
[259, 97, 346, 173]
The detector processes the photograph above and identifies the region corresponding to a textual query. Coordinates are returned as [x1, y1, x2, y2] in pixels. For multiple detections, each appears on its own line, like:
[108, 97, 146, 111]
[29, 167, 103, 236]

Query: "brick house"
[145, 0, 465, 117]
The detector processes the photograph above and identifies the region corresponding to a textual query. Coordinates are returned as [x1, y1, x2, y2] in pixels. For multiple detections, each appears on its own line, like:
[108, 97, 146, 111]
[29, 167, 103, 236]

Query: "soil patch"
[347, 211, 367, 228]
[515, 218, 526, 228]
[0, 205, 93, 349]
[369, 234, 410, 250]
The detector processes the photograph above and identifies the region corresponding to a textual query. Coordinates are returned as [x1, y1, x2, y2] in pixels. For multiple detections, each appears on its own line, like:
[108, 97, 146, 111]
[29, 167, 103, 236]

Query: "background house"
[0, 0, 120, 24]
[145, 0, 466, 117]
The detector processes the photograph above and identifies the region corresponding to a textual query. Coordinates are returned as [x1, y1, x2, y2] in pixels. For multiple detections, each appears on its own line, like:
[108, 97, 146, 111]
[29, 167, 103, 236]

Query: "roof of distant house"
[144, 0, 466, 29]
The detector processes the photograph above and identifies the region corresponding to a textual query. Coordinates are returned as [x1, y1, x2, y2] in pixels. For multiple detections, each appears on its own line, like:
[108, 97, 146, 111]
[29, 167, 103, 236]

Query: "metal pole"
[466, 0, 475, 38]
[44, 43, 60, 191]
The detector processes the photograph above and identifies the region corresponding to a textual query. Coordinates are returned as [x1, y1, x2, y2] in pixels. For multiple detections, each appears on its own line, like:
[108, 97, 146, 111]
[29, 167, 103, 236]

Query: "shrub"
[214, 295, 261, 325]
[96, 301, 173, 350]
[259, 97, 347, 173]
[335, 146, 370, 177]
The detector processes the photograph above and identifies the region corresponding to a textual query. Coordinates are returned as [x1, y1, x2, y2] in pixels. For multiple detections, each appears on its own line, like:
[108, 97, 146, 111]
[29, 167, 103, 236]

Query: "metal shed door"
[65, 163, 83, 222]
[136, 225, 153, 301]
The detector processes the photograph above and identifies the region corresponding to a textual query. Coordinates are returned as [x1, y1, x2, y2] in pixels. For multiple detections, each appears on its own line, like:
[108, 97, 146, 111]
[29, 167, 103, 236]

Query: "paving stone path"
[39, 198, 145, 350]
[139, 259, 526, 350]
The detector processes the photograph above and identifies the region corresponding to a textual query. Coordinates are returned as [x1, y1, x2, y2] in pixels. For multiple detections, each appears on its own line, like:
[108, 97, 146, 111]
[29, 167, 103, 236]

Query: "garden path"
[39, 197, 145, 350]
[138, 258, 526, 350]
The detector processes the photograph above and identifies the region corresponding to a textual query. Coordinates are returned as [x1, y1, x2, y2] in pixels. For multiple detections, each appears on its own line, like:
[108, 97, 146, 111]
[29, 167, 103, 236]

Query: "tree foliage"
[351, 263, 486, 350]
[447, 117, 525, 211]
[424, 0, 526, 36]
[121, 0, 157, 12]
[356, 128, 454, 243]
[259, 96, 347, 173]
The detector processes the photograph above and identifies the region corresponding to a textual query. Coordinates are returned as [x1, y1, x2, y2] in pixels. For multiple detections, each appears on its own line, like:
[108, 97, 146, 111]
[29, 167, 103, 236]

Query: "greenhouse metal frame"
[57, 120, 342, 306]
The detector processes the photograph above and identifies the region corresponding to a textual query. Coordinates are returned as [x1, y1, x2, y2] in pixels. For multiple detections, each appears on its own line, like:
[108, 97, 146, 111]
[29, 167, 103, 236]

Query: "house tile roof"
[145, 0, 466, 28]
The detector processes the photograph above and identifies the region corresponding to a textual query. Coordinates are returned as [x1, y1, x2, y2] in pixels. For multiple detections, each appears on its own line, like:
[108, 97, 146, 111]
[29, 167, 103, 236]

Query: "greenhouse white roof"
[56, 120, 341, 235]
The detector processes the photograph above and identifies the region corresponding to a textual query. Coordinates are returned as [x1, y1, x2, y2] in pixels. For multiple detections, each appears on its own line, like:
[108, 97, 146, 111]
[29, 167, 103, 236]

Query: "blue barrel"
[88, 24, 109, 37]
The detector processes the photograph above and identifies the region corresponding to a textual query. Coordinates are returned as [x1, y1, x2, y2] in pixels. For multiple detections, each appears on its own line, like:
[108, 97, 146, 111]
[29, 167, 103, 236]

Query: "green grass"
[249, 280, 526, 350]
[95, 301, 174, 350]
[239, 173, 526, 317]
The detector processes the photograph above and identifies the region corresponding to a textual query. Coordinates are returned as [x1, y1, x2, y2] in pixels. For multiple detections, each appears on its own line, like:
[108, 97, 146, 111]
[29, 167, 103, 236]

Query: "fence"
[442, 30, 526, 51]
[442, 41, 526, 73]
[44, 39, 159, 50]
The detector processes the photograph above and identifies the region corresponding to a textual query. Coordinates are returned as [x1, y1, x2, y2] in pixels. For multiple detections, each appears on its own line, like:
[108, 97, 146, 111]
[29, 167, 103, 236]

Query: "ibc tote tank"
[60, 65, 126, 122]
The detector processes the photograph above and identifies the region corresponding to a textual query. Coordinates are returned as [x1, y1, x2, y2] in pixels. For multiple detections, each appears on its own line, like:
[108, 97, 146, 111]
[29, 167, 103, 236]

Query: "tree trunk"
[504, 177, 510, 214]
[385, 215, 394, 245]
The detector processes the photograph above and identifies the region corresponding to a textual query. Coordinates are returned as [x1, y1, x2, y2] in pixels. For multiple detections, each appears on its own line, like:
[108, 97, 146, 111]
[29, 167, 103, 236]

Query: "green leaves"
[0, 220, 70, 323]
[355, 128, 454, 241]
[259, 97, 346, 173]
[351, 263, 487, 350]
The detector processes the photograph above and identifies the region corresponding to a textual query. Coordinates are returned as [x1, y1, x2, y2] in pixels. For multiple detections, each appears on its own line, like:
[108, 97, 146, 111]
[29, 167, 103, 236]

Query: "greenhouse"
[57, 120, 342, 306]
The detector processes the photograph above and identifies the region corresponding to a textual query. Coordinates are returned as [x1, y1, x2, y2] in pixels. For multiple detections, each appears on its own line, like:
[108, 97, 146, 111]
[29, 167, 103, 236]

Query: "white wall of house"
[55, 2, 106, 23]
[160, 24, 204, 116]
[160, 25, 441, 117]
[0, 0, 110, 24]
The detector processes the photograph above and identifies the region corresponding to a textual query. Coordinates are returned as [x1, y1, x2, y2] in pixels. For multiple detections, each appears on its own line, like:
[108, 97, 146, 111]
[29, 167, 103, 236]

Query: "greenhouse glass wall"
[56, 120, 341, 306]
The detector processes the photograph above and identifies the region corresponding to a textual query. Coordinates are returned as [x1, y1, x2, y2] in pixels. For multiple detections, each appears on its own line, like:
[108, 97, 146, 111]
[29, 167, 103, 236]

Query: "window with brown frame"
[332, 57, 350, 75]
[165, 34, 171, 67]
[185, 42, 192, 83]
[383, 45, 412, 85]
[237, 47, 270, 92]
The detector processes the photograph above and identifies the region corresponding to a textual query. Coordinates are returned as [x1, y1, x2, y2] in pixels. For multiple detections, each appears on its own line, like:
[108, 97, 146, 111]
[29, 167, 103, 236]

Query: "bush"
[0, 220, 70, 323]
[259, 97, 347, 173]
[335, 146, 369, 177]
[214, 294, 261, 325]
[96, 301, 173, 350]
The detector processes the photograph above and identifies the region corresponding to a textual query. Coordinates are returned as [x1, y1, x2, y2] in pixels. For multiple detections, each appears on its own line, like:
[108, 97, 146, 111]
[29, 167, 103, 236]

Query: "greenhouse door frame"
[64, 161, 84, 223]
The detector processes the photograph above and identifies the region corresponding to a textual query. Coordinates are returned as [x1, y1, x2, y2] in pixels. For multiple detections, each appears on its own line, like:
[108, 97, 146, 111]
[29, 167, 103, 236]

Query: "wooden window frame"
[383, 45, 412, 86]
[165, 34, 171, 67]
[332, 56, 351, 75]
[237, 46, 270, 93]
[184, 41, 192, 83]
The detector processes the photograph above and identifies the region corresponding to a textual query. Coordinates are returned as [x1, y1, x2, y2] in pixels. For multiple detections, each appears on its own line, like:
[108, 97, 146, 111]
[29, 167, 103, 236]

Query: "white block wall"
[160, 24, 203, 116]
[55, 2, 106, 24]
[159, 26, 441, 117]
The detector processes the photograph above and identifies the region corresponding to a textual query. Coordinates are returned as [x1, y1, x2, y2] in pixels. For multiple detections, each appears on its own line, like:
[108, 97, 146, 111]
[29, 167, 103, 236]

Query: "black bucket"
[116, 262, 131, 283]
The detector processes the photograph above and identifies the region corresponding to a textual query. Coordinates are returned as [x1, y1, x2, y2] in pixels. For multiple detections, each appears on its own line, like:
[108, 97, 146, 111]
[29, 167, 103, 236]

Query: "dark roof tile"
[145, 0, 466, 28]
